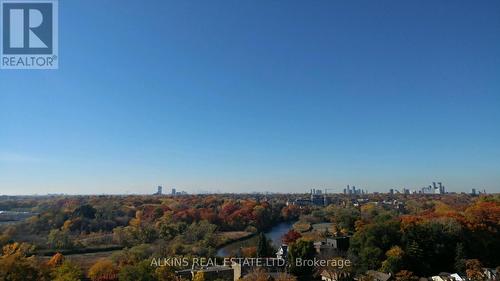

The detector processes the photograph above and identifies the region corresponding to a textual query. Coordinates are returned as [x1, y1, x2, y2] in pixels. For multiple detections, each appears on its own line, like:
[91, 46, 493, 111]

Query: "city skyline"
[1, 0, 500, 195]
[0, 181, 493, 196]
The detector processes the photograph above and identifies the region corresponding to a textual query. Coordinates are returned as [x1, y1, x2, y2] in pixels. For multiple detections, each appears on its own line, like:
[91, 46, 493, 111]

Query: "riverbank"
[216, 221, 296, 257]
[216, 231, 257, 248]
[0, 210, 36, 225]
[36, 245, 124, 257]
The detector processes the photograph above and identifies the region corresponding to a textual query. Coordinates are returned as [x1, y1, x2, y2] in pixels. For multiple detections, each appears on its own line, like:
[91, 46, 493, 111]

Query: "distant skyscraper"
[438, 182, 445, 194]
[153, 186, 162, 195]
[171, 188, 176, 196]
[422, 181, 446, 194]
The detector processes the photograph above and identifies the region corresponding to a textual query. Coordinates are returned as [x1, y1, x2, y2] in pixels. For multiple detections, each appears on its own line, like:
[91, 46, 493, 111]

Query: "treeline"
[347, 196, 500, 276]
[1, 193, 498, 280]
[0, 194, 304, 281]
[0, 195, 300, 253]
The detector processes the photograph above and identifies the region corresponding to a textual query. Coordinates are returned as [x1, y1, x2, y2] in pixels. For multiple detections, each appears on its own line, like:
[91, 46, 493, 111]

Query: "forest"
[0, 193, 498, 281]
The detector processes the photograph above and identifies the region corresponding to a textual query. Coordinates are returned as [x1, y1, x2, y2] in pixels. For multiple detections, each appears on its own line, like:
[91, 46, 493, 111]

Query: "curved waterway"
[217, 221, 295, 257]
[0, 210, 35, 225]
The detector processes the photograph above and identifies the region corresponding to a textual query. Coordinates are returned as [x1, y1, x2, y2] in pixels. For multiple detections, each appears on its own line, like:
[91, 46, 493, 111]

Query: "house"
[268, 272, 295, 280]
[276, 244, 288, 260]
[450, 273, 465, 281]
[365, 270, 392, 281]
[483, 268, 498, 280]
[326, 237, 350, 252]
[175, 266, 235, 281]
[431, 272, 471, 281]
[321, 270, 351, 281]
[431, 275, 448, 281]
[314, 236, 350, 254]
[314, 241, 334, 255]
[431, 273, 465, 281]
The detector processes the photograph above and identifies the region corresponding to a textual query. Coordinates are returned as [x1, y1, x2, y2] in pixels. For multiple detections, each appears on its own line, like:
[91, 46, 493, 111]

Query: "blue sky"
[1, 0, 499, 195]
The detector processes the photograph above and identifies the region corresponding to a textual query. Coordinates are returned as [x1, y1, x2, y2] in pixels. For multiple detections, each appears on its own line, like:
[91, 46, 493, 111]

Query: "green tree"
[72, 204, 96, 219]
[51, 261, 83, 281]
[159, 223, 178, 240]
[257, 232, 268, 258]
[47, 229, 74, 249]
[325, 206, 361, 232]
[402, 219, 463, 275]
[118, 260, 156, 281]
[288, 239, 316, 277]
[349, 219, 401, 273]
[155, 266, 177, 281]
[112, 244, 152, 267]
[359, 247, 383, 271]
[454, 243, 466, 274]
[380, 246, 404, 274]
[138, 226, 158, 244]
[405, 240, 425, 274]
[112, 226, 137, 247]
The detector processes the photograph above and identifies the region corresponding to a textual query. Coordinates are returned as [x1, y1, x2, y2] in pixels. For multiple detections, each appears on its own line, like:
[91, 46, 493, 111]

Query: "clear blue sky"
[1, 0, 499, 195]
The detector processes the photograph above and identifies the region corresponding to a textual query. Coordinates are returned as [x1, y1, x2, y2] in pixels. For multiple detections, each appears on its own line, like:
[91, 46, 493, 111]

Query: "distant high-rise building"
[421, 181, 446, 194]
[343, 184, 365, 195]
[154, 186, 162, 195]
[471, 188, 476, 196]
[171, 188, 176, 196]
[438, 182, 445, 194]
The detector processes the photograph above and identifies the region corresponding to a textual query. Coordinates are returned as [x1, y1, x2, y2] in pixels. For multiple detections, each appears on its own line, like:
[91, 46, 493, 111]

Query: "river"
[0, 210, 35, 225]
[216, 221, 295, 257]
